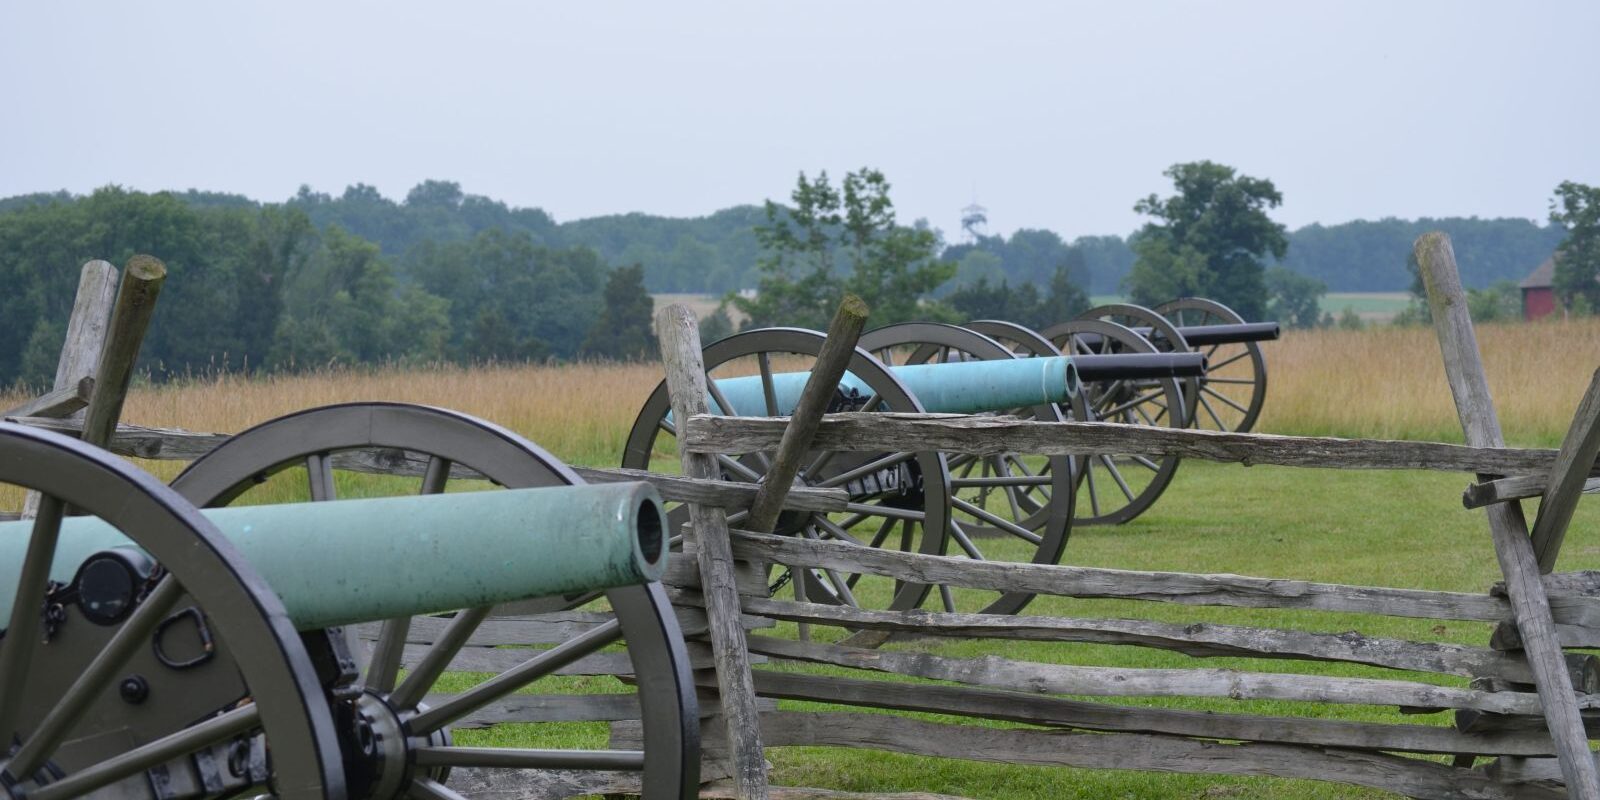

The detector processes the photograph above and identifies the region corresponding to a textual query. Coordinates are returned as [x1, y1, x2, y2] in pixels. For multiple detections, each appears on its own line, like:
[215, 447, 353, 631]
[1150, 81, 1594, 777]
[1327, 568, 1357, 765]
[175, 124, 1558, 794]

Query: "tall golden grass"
[1260, 317, 1600, 446]
[2, 316, 1597, 510]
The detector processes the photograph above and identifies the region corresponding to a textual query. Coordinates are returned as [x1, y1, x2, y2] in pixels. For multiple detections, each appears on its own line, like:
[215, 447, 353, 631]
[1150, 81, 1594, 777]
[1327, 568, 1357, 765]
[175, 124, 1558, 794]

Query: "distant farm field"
[1321, 291, 1413, 323]
[3, 317, 1599, 798]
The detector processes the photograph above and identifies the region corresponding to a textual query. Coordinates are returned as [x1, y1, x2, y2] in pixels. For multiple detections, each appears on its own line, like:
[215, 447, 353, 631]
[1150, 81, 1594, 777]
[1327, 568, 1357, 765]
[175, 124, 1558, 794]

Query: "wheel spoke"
[938, 584, 957, 613]
[408, 619, 623, 735]
[1198, 391, 1229, 430]
[716, 454, 763, 483]
[705, 375, 741, 418]
[843, 502, 923, 521]
[948, 521, 986, 560]
[0, 496, 67, 740]
[388, 606, 492, 710]
[1098, 455, 1138, 503]
[1203, 385, 1251, 415]
[802, 448, 837, 479]
[952, 475, 1053, 488]
[1208, 349, 1251, 371]
[864, 516, 898, 549]
[814, 517, 867, 547]
[1098, 390, 1165, 420]
[813, 451, 914, 489]
[803, 528, 860, 607]
[757, 352, 780, 417]
[1084, 461, 1103, 517]
[412, 745, 645, 771]
[951, 498, 1042, 545]
[30, 705, 261, 800]
[1132, 454, 1164, 472]
[306, 453, 335, 501]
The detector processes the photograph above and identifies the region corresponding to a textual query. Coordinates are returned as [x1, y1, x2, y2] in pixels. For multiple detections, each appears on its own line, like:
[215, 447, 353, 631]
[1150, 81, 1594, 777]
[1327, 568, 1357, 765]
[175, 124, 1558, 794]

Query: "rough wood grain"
[744, 634, 1587, 716]
[577, 465, 849, 514]
[725, 529, 1600, 625]
[52, 261, 119, 396]
[0, 377, 93, 419]
[80, 255, 165, 449]
[657, 303, 769, 800]
[746, 295, 868, 534]
[753, 712, 1563, 800]
[1467, 475, 1600, 509]
[1531, 368, 1600, 571]
[1419, 230, 1600, 798]
[727, 670, 1562, 757]
[683, 413, 1598, 475]
[713, 595, 1587, 686]
[22, 260, 116, 517]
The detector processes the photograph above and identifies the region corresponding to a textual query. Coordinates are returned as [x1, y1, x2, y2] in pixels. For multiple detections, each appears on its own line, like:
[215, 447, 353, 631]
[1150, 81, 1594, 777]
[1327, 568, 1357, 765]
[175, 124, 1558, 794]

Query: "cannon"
[623, 321, 1215, 621]
[1070, 298, 1272, 434]
[0, 403, 700, 800]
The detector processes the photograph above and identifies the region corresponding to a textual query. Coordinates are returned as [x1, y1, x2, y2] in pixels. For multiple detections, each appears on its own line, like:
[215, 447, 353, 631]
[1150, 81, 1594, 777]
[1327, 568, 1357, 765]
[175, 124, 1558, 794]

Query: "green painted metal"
[697, 355, 1079, 417]
[0, 482, 666, 630]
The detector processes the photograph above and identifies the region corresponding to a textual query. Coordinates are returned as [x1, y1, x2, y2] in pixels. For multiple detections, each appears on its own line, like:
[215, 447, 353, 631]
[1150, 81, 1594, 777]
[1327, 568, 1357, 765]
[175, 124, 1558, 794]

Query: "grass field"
[3, 318, 1599, 797]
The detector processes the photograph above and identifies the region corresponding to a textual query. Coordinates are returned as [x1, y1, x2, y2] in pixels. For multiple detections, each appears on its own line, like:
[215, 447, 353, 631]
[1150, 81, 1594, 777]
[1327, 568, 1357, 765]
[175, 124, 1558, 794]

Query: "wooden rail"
[683, 412, 1599, 475]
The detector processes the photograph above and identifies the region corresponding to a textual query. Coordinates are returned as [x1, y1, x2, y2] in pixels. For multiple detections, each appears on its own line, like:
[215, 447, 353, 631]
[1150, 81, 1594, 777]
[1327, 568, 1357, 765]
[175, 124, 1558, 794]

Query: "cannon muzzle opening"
[637, 496, 665, 565]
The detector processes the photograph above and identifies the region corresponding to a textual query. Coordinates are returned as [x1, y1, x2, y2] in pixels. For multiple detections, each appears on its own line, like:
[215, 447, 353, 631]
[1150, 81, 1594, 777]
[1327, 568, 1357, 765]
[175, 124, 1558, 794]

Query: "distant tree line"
[2, 172, 1586, 389]
[0, 187, 657, 389]
[2, 181, 1567, 303]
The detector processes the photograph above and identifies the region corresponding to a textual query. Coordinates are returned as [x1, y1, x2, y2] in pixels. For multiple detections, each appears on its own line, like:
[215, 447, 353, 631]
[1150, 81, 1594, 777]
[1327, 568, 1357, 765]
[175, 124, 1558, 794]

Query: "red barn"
[1520, 257, 1557, 320]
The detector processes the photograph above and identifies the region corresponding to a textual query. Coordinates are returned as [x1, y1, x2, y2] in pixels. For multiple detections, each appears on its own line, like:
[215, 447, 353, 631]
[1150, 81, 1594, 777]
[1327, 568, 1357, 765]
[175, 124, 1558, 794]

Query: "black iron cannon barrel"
[1167, 321, 1281, 346]
[1072, 352, 1209, 382]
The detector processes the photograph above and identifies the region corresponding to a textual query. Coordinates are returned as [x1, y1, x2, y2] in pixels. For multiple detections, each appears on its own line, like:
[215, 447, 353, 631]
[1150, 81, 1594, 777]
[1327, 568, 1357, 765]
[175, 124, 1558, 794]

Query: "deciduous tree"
[1126, 161, 1287, 319]
[1550, 181, 1600, 312]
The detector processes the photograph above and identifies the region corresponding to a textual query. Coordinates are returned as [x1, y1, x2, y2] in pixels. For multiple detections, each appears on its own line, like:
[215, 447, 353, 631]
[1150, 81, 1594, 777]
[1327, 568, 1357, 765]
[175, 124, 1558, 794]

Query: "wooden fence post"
[745, 295, 869, 532]
[1529, 367, 1600, 572]
[656, 304, 769, 800]
[1417, 231, 1600, 798]
[79, 255, 166, 449]
[744, 295, 869, 643]
[20, 260, 117, 518]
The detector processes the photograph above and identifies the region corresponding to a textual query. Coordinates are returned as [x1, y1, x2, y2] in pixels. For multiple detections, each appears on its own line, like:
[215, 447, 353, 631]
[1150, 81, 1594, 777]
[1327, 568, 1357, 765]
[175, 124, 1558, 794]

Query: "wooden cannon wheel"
[1039, 319, 1189, 526]
[858, 322, 1074, 616]
[0, 422, 343, 800]
[622, 327, 953, 617]
[171, 402, 700, 800]
[1155, 297, 1268, 433]
[1074, 303, 1200, 427]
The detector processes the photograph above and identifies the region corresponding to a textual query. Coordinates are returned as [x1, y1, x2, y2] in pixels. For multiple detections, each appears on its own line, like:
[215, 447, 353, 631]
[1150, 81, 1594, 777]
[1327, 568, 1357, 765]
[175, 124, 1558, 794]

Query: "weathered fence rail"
[683, 412, 1600, 476]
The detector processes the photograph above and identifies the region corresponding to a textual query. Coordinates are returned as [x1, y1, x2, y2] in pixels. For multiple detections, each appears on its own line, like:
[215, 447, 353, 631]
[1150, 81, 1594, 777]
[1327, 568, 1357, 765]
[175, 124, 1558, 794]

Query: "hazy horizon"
[3, 2, 1596, 240]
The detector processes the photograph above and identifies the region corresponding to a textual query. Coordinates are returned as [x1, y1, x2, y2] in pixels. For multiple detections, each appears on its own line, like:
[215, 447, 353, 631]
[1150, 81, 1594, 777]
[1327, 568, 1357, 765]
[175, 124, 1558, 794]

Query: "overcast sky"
[2, 2, 1596, 239]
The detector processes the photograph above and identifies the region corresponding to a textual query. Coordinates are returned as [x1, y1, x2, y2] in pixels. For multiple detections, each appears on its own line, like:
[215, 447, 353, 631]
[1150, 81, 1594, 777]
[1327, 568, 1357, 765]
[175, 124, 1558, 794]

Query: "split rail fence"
[5, 235, 1600, 799]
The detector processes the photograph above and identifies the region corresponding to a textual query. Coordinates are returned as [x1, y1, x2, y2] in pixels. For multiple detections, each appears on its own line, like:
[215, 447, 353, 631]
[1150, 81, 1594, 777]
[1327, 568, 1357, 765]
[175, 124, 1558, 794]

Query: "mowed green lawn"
[447, 458, 1600, 798]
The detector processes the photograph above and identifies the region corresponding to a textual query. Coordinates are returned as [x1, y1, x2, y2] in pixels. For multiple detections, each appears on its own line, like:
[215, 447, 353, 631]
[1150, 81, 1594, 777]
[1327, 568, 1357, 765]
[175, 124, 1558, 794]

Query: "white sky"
[2, 2, 1596, 239]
